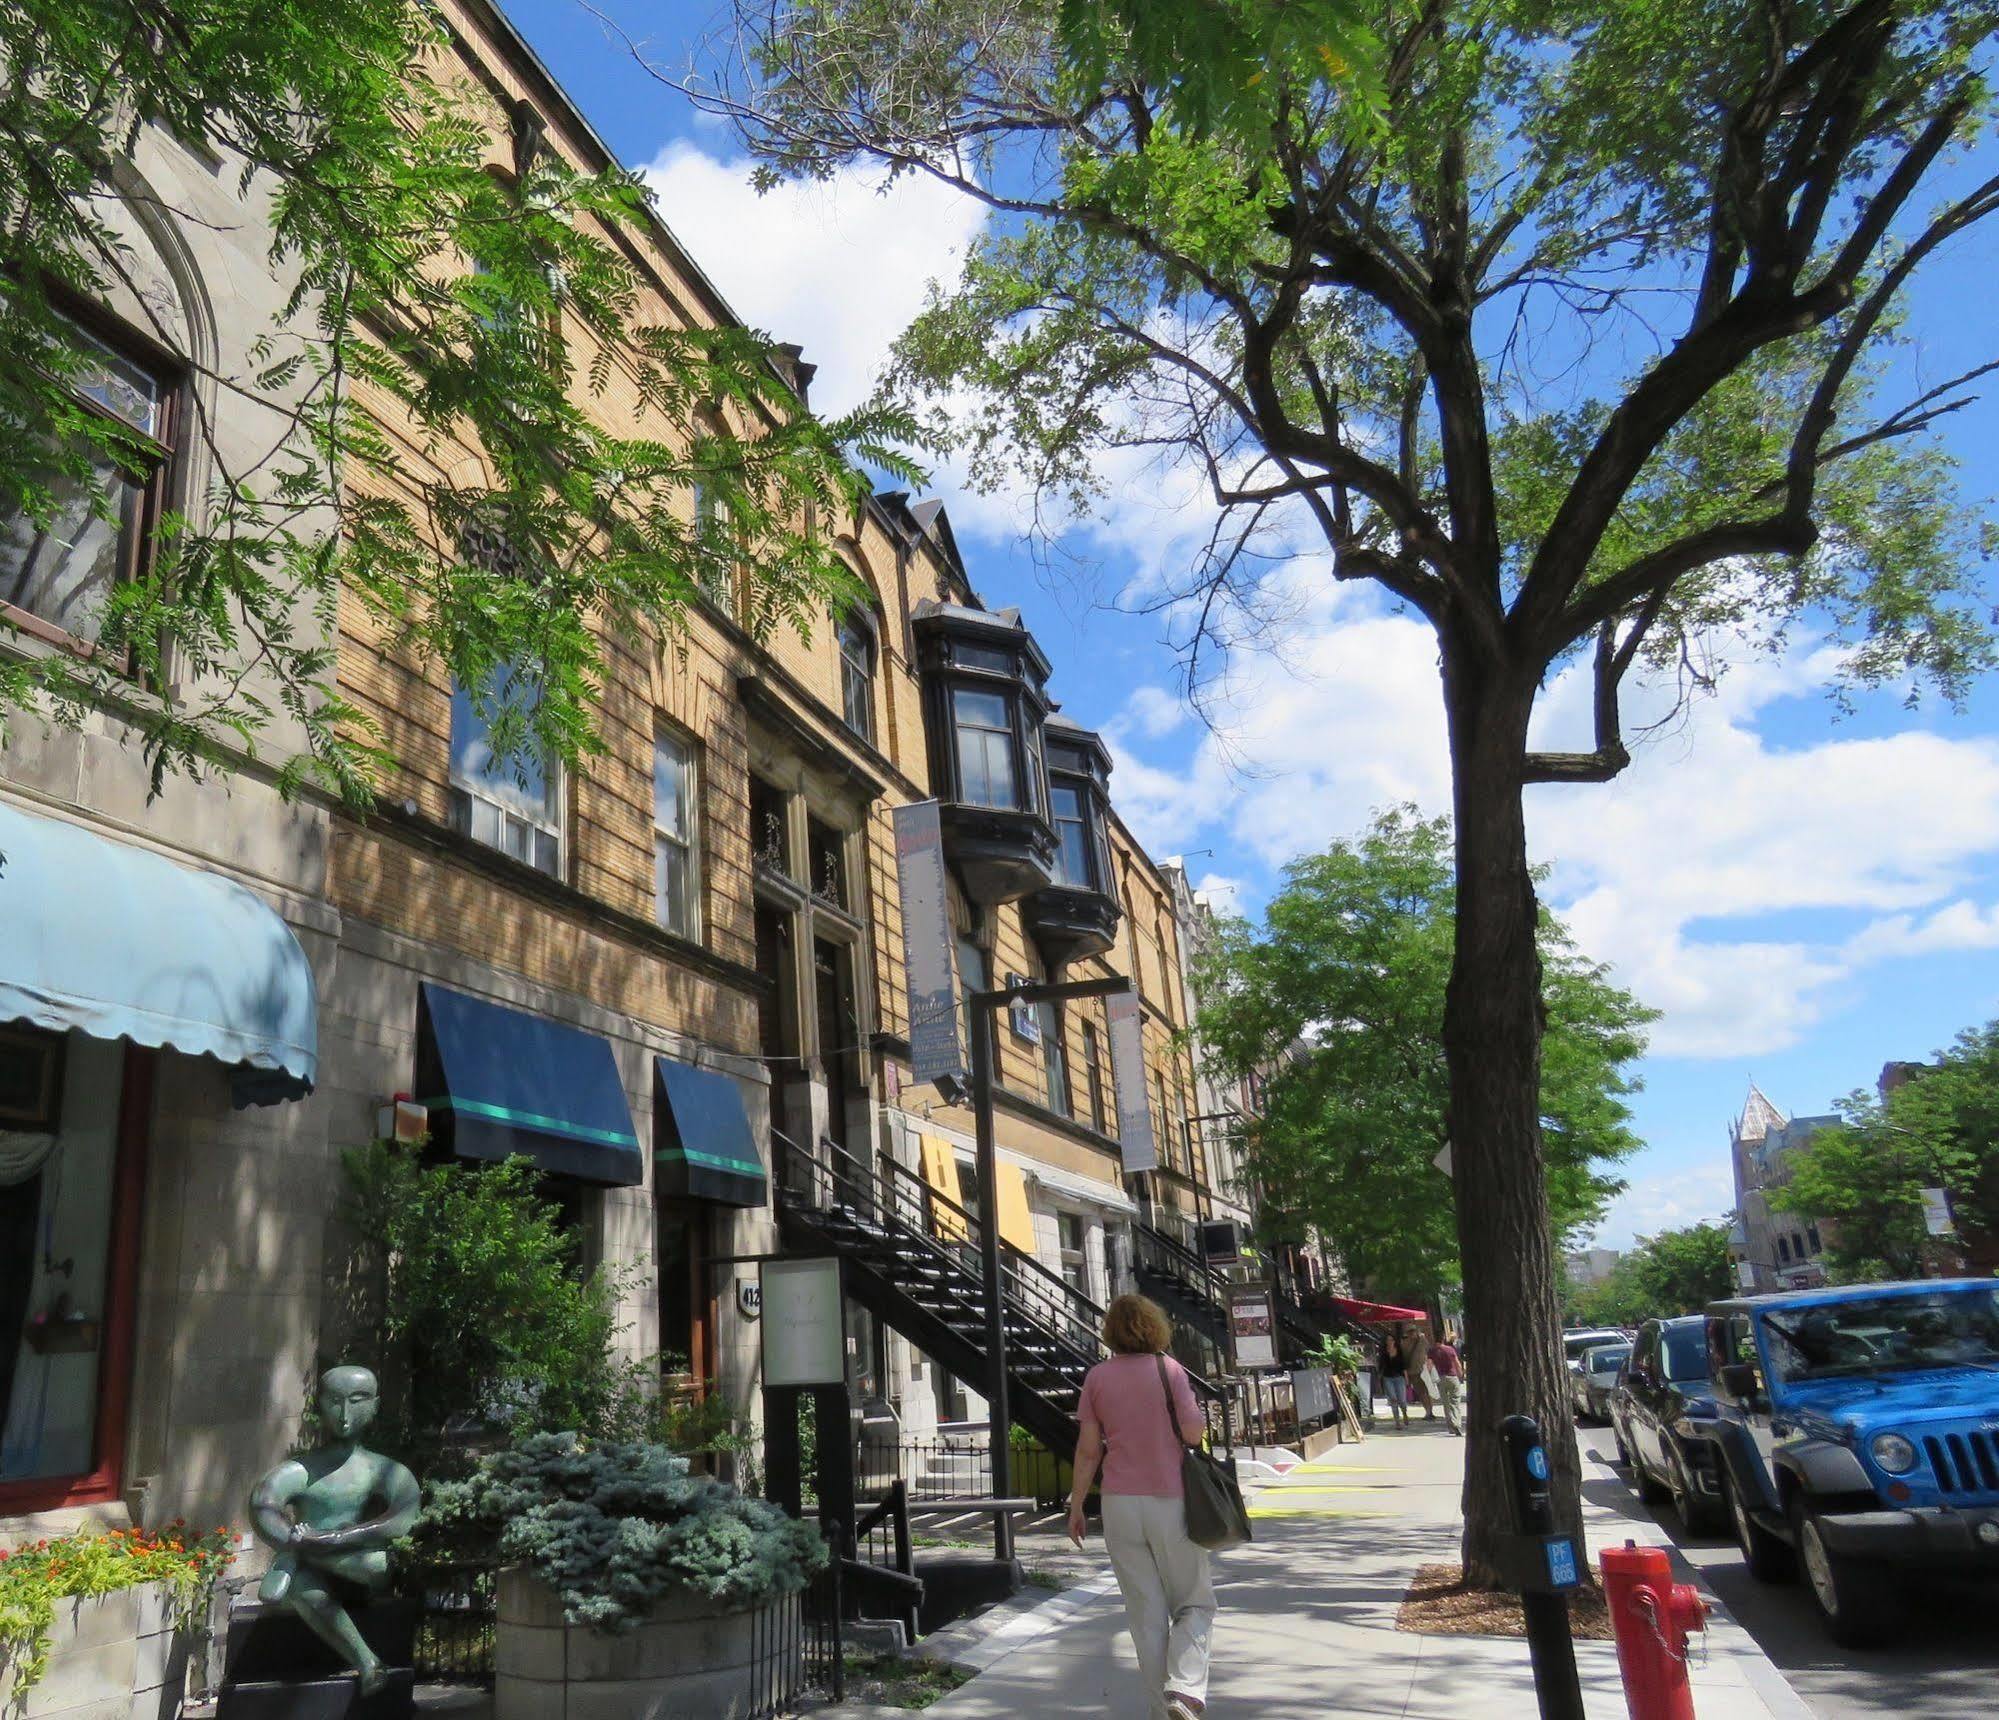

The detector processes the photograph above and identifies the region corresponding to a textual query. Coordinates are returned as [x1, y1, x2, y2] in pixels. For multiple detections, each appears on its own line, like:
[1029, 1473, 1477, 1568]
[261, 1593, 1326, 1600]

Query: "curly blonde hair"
[1102, 1293, 1174, 1356]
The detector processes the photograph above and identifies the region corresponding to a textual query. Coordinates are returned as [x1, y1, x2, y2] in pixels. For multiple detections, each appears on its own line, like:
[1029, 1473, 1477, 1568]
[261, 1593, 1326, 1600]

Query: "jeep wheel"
[1792, 1496, 1901, 1649]
[1726, 1474, 1794, 1582]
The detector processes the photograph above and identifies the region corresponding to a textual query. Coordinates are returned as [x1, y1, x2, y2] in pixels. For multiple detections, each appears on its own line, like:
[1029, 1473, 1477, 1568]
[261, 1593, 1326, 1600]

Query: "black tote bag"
[1156, 1355, 1252, 1550]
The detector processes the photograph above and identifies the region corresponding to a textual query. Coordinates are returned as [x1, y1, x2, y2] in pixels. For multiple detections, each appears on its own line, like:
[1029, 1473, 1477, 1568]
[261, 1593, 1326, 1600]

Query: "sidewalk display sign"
[760, 1257, 845, 1387]
[1228, 1286, 1277, 1370]
[1291, 1365, 1334, 1424]
[893, 803, 964, 1085]
[1106, 988, 1156, 1173]
[1921, 1186, 1955, 1236]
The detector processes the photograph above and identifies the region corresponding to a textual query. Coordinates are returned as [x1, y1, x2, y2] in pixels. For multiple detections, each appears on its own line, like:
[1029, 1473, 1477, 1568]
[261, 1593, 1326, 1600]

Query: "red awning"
[1331, 1295, 1428, 1325]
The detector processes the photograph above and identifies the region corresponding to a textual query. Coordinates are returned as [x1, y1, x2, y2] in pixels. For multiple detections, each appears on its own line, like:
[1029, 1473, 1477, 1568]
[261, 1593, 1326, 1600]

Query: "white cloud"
[1586, 1162, 1738, 1251]
[641, 143, 986, 416]
[1111, 592, 1999, 1062]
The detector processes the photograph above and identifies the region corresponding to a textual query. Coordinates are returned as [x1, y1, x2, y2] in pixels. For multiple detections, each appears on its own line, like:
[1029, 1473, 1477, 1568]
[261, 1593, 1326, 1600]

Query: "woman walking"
[1067, 1294, 1216, 1720]
[1379, 1331, 1409, 1427]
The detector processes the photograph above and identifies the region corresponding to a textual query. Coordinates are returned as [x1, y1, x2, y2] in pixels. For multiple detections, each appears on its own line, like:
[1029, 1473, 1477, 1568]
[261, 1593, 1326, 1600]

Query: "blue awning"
[654, 1056, 767, 1207]
[0, 799, 316, 1105]
[416, 983, 642, 1186]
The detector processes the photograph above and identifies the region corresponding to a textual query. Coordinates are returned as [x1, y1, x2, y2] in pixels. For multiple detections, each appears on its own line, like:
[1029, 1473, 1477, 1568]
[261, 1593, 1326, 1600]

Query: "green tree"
[0, 0, 911, 798]
[337, 1141, 643, 1474]
[1567, 1221, 1735, 1326]
[693, 0, 1999, 1577]
[1194, 808, 1651, 1305]
[1776, 1021, 1999, 1279]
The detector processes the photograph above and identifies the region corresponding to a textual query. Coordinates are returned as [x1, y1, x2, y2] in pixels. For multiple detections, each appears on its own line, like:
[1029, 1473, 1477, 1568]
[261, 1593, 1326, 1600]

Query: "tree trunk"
[1440, 644, 1579, 1587]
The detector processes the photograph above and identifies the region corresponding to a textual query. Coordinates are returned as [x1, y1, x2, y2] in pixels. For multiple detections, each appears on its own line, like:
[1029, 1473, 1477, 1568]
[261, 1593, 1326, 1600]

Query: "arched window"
[838, 610, 876, 742]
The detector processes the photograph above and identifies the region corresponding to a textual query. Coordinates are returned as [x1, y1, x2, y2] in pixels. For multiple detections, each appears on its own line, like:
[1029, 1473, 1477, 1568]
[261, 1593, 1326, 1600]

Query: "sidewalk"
[906, 1423, 1816, 1719]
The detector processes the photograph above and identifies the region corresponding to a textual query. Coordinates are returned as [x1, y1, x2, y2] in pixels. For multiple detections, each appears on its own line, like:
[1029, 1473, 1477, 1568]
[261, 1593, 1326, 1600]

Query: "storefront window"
[0, 1032, 125, 1487]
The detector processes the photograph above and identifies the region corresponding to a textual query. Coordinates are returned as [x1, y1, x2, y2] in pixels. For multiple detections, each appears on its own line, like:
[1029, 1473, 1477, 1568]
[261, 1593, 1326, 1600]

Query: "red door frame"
[0, 1045, 153, 1517]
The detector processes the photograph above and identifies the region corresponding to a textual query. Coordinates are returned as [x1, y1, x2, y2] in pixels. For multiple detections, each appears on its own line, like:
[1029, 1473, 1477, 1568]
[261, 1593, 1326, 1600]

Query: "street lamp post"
[969, 972, 1133, 1565]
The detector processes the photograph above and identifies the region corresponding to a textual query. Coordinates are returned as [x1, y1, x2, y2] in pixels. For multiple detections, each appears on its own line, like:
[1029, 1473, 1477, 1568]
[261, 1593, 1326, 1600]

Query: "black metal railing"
[410, 1559, 496, 1684]
[860, 1434, 1073, 1511]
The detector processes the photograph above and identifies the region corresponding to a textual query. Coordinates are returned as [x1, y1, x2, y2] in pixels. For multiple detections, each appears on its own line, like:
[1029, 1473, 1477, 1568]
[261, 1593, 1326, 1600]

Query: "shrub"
[425, 1432, 826, 1633]
[0, 1523, 233, 1695]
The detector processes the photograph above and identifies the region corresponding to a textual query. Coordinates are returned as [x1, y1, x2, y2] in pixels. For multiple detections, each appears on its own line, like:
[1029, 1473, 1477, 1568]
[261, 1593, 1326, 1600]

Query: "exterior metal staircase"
[774, 1134, 1224, 1458]
[1129, 1219, 1373, 1369]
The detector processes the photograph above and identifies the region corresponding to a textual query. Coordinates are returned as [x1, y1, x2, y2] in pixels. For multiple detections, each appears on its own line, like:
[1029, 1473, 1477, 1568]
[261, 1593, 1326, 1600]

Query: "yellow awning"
[996, 1160, 1037, 1255]
[920, 1134, 969, 1242]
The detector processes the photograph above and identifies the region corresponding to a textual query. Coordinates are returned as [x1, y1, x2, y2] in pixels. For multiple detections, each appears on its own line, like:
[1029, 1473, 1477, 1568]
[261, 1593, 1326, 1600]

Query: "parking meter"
[1498, 1412, 1584, 1720]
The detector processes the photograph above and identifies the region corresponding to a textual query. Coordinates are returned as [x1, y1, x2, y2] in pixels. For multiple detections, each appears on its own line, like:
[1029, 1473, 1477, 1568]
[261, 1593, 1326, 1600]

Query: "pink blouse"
[1077, 1353, 1202, 1497]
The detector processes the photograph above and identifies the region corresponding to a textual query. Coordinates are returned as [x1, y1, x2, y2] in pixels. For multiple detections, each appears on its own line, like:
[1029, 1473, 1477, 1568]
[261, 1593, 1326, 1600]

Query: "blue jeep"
[1683, 1279, 1999, 1647]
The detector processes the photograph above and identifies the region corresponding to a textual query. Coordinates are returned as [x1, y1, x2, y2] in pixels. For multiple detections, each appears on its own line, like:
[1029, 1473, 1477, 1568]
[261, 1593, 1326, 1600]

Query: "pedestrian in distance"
[1067, 1293, 1217, 1720]
[1378, 1330, 1409, 1427]
[1402, 1322, 1437, 1422]
[1430, 1331, 1464, 1435]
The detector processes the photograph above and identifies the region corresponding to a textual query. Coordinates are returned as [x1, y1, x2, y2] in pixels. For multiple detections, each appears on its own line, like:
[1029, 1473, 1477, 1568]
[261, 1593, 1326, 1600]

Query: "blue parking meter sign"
[1525, 1445, 1549, 1482]
[1543, 1536, 1581, 1591]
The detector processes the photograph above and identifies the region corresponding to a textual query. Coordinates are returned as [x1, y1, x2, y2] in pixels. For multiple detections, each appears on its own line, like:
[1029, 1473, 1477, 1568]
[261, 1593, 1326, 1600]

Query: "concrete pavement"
[910, 1422, 1817, 1719]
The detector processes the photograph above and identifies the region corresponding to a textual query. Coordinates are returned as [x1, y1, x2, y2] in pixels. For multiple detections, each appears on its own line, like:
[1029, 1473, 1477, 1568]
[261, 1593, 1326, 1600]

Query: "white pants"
[1101, 1492, 1216, 1716]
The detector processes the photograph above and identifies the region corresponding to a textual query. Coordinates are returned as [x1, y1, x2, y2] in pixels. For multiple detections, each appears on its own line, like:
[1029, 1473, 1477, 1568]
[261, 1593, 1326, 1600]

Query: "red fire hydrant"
[1602, 1540, 1707, 1720]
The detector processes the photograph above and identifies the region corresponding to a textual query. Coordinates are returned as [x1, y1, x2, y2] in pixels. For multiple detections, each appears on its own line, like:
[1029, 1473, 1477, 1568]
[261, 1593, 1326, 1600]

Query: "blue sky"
[503, 1, 1999, 1247]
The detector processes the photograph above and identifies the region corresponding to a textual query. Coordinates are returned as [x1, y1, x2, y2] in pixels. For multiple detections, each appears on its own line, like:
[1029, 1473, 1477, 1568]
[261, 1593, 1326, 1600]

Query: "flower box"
[0, 1579, 197, 1720]
[493, 1571, 775, 1720]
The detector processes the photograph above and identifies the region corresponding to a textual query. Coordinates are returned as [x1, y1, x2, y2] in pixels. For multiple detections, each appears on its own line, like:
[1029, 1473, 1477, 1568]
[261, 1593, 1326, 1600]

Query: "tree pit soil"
[1397, 1563, 1612, 1640]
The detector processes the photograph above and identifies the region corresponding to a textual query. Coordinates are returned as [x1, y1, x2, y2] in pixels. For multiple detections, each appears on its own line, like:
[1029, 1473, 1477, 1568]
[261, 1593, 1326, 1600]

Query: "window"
[1807, 1223, 1821, 1255]
[1058, 1212, 1089, 1296]
[1040, 1000, 1069, 1114]
[1, 315, 175, 648]
[808, 816, 847, 912]
[691, 466, 738, 606]
[838, 613, 875, 742]
[1081, 1022, 1107, 1132]
[750, 775, 791, 876]
[653, 730, 698, 937]
[953, 688, 1016, 808]
[1154, 1070, 1174, 1170]
[1777, 1235, 1791, 1263]
[0, 1032, 139, 1504]
[449, 668, 562, 877]
[1051, 784, 1094, 888]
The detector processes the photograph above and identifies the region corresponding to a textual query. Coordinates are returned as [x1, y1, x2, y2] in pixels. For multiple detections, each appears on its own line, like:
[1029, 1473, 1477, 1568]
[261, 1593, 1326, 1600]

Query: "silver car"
[1573, 1342, 1631, 1423]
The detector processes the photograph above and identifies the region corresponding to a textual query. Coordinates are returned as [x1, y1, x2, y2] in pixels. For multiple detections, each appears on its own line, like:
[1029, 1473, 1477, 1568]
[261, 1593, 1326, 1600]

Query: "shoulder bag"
[1155, 1355, 1252, 1551]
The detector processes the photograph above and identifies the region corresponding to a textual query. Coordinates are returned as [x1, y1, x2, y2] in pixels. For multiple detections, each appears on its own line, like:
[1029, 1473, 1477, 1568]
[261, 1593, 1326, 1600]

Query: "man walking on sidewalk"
[1429, 1331, 1464, 1435]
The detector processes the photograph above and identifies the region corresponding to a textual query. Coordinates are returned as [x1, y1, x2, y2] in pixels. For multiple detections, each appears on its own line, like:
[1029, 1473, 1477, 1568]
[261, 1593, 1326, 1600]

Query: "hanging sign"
[893, 802, 964, 1086]
[1920, 1187, 1954, 1236]
[760, 1257, 845, 1387]
[1106, 987, 1155, 1173]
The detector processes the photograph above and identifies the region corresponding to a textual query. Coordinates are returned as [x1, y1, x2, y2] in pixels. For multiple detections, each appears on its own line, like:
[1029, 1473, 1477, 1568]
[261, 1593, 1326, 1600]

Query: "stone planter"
[0, 1579, 198, 1720]
[493, 1571, 779, 1720]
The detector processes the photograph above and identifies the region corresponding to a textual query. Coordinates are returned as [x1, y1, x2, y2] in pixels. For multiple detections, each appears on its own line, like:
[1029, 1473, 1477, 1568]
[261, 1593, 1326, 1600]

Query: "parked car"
[1572, 1342, 1630, 1424]
[1610, 1315, 1725, 1531]
[1562, 1326, 1628, 1383]
[1677, 1279, 1999, 1647]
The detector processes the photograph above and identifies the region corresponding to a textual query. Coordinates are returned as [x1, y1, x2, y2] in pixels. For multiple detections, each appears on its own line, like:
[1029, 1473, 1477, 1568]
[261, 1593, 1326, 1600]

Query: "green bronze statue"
[248, 1365, 421, 1694]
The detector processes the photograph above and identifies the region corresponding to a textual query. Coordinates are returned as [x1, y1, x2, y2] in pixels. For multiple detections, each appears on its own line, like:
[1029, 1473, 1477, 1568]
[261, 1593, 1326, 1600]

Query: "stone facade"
[1727, 1086, 1834, 1292]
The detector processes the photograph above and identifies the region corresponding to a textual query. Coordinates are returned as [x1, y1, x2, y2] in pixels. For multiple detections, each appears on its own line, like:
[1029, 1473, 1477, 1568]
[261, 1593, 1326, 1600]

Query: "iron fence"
[860, 1433, 1072, 1511]
[409, 1559, 495, 1684]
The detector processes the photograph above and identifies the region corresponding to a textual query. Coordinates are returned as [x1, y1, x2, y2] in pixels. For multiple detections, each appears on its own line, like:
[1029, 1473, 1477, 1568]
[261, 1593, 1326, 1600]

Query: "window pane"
[0, 456, 135, 643]
[67, 323, 164, 437]
[656, 835, 690, 935]
[1041, 1002, 1068, 1114]
[954, 687, 1009, 731]
[957, 726, 1015, 809]
[654, 734, 689, 840]
[954, 641, 1013, 673]
[450, 677, 554, 823]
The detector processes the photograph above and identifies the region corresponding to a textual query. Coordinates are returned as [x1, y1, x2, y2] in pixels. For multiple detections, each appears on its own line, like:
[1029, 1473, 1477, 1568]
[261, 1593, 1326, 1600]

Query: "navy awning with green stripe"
[416, 983, 642, 1187]
[654, 1056, 766, 1207]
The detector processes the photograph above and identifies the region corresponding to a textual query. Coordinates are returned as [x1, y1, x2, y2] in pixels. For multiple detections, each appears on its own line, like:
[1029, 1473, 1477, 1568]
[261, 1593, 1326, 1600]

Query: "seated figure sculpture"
[248, 1364, 421, 1695]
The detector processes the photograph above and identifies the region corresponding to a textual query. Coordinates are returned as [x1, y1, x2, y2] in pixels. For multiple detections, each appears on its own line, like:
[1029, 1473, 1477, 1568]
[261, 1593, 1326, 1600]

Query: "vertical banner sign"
[1229, 1287, 1277, 1370]
[1920, 1187, 1954, 1236]
[1105, 988, 1156, 1173]
[893, 802, 964, 1085]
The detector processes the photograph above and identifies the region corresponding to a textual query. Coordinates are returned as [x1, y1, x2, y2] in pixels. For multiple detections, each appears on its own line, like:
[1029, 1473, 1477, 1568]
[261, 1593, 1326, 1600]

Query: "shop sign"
[1229, 1286, 1277, 1370]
